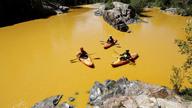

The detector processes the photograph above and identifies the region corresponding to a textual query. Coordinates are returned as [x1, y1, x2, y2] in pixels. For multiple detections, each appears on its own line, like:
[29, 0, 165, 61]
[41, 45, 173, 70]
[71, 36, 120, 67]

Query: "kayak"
[79, 57, 94, 68]
[111, 53, 138, 67]
[104, 40, 117, 49]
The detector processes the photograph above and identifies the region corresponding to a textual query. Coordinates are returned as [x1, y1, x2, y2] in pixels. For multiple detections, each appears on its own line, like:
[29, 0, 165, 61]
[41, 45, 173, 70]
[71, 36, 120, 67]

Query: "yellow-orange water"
[0, 7, 189, 108]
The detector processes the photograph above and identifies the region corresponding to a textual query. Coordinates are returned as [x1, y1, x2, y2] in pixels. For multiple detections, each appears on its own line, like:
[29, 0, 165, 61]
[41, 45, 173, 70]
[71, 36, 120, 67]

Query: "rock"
[150, 87, 169, 98]
[32, 95, 63, 108]
[32, 95, 74, 108]
[75, 92, 79, 95]
[94, 5, 105, 16]
[89, 81, 106, 102]
[43, 1, 69, 14]
[164, 8, 178, 15]
[89, 77, 192, 108]
[68, 97, 75, 102]
[95, 2, 137, 32]
[56, 103, 74, 108]
[162, 8, 188, 16]
[59, 6, 70, 12]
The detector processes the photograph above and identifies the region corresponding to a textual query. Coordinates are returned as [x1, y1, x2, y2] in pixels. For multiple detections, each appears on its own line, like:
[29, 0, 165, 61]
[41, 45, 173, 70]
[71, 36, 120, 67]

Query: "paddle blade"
[116, 46, 121, 48]
[99, 41, 105, 42]
[113, 50, 120, 55]
[93, 57, 101, 60]
[70, 60, 78, 63]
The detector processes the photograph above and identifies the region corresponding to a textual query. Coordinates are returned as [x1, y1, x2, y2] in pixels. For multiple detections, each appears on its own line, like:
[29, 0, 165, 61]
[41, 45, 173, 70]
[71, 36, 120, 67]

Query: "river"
[0, 6, 189, 108]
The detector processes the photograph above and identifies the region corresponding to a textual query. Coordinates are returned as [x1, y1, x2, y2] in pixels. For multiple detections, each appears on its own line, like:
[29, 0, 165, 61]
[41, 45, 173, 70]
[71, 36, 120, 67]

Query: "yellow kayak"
[111, 53, 138, 67]
[79, 57, 94, 68]
[104, 40, 117, 49]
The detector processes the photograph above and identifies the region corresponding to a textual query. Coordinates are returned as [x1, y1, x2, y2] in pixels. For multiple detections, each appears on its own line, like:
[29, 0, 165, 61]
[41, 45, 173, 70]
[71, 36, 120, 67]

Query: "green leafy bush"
[170, 66, 183, 94]
[180, 88, 192, 101]
[170, 19, 192, 99]
[105, 0, 114, 10]
[130, 0, 147, 13]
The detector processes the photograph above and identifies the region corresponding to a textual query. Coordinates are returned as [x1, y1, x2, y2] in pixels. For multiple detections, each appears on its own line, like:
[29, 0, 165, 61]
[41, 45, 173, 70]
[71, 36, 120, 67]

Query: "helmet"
[80, 47, 84, 51]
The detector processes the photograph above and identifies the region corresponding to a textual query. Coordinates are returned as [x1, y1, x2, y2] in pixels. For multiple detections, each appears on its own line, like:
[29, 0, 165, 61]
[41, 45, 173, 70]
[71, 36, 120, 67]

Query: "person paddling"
[107, 35, 115, 44]
[76, 47, 88, 59]
[120, 50, 132, 61]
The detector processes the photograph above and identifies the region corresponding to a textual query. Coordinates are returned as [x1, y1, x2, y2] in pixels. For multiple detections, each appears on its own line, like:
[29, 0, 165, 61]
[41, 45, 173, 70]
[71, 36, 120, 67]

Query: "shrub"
[170, 66, 183, 94]
[105, 0, 114, 10]
[180, 88, 192, 101]
[130, 0, 147, 13]
[170, 19, 192, 97]
[154, 0, 171, 8]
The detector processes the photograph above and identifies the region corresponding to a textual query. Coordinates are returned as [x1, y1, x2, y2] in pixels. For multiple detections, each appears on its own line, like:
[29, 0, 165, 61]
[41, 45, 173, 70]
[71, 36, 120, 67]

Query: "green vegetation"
[101, 0, 192, 15]
[130, 0, 148, 13]
[103, 0, 148, 13]
[105, 0, 115, 10]
[152, 0, 192, 15]
[180, 88, 192, 101]
[170, 19, 192, 99]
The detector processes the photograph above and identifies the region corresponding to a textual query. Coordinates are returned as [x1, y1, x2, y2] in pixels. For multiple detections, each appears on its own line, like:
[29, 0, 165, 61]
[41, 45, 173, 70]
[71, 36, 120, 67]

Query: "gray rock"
[95, 2, 137, 32]
[162, 8, 188, 16]
[68, 97, 75, 102]
[89, 77, 192, 108]
[43, 1, 69, 14]
[32, 95, 74, 108]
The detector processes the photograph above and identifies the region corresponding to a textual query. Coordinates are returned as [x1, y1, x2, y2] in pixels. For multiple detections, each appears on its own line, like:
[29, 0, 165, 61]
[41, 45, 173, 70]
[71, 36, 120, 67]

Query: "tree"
[170, 19, 192, 93]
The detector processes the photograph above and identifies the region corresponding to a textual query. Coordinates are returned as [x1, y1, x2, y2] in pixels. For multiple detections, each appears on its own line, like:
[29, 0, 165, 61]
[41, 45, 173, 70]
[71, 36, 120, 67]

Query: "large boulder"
[89, 77, 192, 108]
[95, 2, 136, 32]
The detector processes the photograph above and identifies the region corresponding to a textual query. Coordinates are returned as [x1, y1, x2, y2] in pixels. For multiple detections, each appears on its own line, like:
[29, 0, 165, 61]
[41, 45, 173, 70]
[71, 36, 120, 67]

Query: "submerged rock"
[68, 97, 75, 102]
[32, 95, 74, 108]
[89, 77, 192, 108]
[95, 2, 137, 32]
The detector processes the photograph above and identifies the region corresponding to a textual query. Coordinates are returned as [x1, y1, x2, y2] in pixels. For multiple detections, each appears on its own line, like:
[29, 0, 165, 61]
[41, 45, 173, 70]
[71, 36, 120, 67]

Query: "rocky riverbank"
[160, 7, 190, 16]
[88, 77, 192, 108]
[32, 77, 192, 108]
[94, 2, 138, 32]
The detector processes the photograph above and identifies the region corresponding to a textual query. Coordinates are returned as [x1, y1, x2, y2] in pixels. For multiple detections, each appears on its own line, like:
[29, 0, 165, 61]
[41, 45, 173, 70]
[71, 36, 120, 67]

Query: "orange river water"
[0, 6, 190, 108]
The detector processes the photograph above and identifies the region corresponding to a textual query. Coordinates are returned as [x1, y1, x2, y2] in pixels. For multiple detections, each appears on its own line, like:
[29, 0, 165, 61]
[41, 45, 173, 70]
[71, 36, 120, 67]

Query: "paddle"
[99, 40, 105, 42]
[70, 58, 78, 61]
[116, 46, 121, 48]
[113, 50, 120, 55]
[70, 57, 101, 63]
[100, 40, 121, 48]
[69, 53, 95, 62]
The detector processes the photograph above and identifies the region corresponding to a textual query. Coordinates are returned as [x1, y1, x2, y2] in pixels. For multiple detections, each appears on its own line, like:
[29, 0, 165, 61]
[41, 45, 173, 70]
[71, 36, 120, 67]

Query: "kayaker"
[120, 50, 132, 61]
[76, 47, 88, 59]
[107, 35, 114, 44]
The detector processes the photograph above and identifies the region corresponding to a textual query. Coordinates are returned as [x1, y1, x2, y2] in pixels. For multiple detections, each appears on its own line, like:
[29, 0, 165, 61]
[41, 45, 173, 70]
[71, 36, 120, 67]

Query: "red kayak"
[104, 40, 117, 49]
[79, 56, 94, 68]
[111, 53, 138, 67]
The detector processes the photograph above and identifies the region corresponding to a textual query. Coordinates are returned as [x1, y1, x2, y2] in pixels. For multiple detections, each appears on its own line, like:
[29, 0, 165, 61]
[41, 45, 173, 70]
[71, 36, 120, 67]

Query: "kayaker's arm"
[76, 51, 81, 58]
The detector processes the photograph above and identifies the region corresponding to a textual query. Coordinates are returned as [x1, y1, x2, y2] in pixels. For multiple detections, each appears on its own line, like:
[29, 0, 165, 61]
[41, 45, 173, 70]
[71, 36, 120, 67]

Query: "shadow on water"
[139, 13, 152, 18]
[0, 15, 52, 28]
[142, 10, 152, 13]
[70, 6, 83, 9]
[0, 0, 69, 28]
[138, 9, 153, 18]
